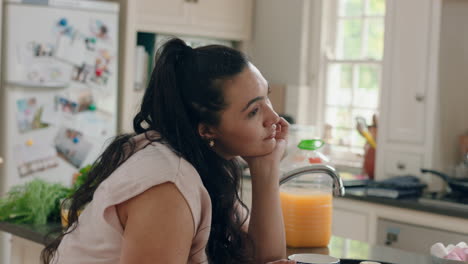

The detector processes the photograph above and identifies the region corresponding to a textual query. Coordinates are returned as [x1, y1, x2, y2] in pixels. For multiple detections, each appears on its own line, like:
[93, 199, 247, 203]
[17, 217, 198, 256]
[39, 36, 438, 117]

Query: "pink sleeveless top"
[55, 132, 212, 263]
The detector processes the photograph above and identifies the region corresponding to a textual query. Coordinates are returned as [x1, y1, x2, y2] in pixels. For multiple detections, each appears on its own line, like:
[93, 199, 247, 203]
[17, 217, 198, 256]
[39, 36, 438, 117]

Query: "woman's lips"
[265, 132, 276, 140]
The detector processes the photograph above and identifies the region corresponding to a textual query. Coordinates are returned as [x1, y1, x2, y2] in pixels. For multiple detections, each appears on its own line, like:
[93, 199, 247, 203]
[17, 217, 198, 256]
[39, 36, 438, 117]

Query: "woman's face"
[208, 63, 280, 159]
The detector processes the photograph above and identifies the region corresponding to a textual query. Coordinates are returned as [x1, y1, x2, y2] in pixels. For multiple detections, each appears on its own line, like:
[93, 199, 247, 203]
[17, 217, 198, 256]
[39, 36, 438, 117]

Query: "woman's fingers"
[275, 117, 290, 141]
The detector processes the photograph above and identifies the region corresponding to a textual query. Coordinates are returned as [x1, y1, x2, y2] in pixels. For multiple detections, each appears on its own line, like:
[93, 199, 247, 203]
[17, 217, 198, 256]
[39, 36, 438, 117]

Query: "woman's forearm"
[248, 168, 286, 263]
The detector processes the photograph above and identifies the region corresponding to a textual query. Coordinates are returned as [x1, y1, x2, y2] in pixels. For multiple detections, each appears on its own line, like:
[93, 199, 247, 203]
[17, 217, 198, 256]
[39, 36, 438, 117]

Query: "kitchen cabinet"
[333, 197, 468, 246]
[383, 150, 424, 177]
[377, 218, 468, 254]
[376, 0, 468, 188]
[135, 0, 253, 41]
[332, 206, 370, 242]
[115, 0, 254, 132]
[136, 0, 189, 31]
[381, 0, 434, 145]
[10, 236, 41, 264]
[376, 0, 440, 184]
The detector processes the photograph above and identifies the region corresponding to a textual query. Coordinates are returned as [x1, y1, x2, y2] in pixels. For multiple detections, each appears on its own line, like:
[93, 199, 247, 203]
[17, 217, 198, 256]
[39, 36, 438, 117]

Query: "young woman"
[42, 38, 294, 264]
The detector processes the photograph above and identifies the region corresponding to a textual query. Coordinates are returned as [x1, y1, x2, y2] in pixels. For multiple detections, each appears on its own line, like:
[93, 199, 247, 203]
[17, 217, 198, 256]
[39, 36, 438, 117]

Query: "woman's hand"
[266, 260, 296, 264]
[273, 117, 289, 142]
[243, 117, 289, 179]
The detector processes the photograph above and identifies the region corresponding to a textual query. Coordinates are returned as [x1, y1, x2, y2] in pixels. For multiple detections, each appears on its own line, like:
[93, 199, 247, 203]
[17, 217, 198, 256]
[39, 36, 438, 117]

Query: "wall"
[436, 0, 468, 172]
[248, 0, 322, 125]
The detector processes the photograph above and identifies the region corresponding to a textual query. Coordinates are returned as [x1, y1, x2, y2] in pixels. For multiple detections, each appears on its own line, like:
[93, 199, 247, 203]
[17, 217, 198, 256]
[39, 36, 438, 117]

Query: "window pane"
[325, 106, 352, 129]
[365, 18, 384, 59]
[353, 65, 379, 108]
[328, 127, 353, 146]
[339, 0, 363, 17]
[351, 129, 367, 148]
[351, 109, 376, 146]
[326, 64, 352, 106]
[337, 19, 362, 59]
[367, 0, 385, 16]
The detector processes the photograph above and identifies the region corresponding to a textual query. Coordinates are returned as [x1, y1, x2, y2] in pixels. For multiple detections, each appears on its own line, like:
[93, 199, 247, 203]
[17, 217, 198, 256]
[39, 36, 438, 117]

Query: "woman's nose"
[264, 104, 280, 127]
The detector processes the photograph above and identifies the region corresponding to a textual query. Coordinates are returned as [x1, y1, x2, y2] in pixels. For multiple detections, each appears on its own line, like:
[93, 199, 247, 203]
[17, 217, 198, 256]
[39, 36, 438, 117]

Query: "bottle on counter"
[280, 139, 334, 248]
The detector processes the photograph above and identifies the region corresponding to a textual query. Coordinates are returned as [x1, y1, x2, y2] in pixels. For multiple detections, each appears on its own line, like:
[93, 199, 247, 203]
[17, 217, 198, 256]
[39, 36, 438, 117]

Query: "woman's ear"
[198, 123, 217, 140]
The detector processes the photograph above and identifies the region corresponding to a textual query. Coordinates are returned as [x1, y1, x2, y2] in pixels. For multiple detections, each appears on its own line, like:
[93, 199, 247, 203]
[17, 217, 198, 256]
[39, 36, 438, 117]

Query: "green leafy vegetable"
[0, 179, 70, 225]
[68, 164, 92, 197]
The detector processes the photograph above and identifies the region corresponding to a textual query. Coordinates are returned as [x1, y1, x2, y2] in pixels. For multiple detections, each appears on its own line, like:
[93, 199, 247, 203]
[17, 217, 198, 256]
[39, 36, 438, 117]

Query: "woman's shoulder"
[96, 138, 207, 205]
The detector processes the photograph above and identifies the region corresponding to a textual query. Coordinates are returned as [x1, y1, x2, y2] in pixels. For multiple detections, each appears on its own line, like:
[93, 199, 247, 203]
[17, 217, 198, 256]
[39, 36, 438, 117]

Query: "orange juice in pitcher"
[280, 175, 333, 247]
[280, 139, 333, 248]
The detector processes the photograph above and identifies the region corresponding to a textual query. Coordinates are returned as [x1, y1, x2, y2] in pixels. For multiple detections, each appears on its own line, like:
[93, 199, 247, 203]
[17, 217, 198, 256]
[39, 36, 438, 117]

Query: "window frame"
[317, 0, 385, 166]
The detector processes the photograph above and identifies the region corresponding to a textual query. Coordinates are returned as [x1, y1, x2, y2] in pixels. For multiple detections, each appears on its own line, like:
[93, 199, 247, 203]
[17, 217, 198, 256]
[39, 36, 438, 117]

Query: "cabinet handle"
[0, 156, 3, 166]
[396, 162, 406, 170]
[385, 230, 399, 246]
[415, 93, 425, 102]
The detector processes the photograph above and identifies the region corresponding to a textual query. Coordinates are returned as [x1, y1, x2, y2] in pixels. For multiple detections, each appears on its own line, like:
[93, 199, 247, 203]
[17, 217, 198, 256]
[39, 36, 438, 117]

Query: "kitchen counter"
[343, 189, 468, 219]
[0, 221, 432, 264]
[242, 176, 468, 220]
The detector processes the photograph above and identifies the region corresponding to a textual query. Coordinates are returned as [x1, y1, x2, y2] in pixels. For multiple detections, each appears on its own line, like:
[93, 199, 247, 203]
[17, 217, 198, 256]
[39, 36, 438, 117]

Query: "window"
[321, 0, 385, 163]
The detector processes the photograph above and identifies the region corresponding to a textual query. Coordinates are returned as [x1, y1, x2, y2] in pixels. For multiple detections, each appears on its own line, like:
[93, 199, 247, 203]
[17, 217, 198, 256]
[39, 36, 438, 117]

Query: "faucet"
[280, 164, 345, 196]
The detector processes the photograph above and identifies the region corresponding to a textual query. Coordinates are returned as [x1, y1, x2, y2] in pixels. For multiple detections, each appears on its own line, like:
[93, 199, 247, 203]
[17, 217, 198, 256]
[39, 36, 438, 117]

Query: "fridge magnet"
[10, 41, 72, 87]
[90, 49, 113, 86]
[55, 91, 94, 114]
[74, 111, 112, 138]
[90, 19, 110, 41]
[41, 104, 60, 126]
[54, 127, 92, 168]
[13, 143, 59, 177]
[71, 63, 94, 84]
[16, 97, 49, 133]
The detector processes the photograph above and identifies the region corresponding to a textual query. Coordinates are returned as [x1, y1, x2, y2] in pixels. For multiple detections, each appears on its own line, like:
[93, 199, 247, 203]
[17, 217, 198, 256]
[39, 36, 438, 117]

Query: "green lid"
[88, 104, 97, 111]
[298, 139, 325, 150]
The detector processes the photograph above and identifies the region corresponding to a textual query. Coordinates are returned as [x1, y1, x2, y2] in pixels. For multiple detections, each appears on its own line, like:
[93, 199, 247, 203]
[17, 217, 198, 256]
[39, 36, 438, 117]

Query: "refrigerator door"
[1, 0, 119, 190]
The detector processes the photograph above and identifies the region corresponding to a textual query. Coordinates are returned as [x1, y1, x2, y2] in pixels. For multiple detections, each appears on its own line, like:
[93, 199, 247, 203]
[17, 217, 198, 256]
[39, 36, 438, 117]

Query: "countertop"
[243, 175, 468, 220]
[0, 221, 432, 264]
[341, 189, 468, 219]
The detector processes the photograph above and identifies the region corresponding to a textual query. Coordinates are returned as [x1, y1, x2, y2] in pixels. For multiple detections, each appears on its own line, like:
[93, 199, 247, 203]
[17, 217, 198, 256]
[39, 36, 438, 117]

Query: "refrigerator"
[0, 0, 119, 261]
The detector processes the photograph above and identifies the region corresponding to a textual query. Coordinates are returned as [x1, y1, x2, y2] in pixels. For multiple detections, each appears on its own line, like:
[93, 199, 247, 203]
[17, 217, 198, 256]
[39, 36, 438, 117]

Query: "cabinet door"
[188, 0, 252, 40]
[333, 204, 369, 242]
[383, 150, 423, 177]
[136, 0, 189, 32]
[383, 0, 436, 144]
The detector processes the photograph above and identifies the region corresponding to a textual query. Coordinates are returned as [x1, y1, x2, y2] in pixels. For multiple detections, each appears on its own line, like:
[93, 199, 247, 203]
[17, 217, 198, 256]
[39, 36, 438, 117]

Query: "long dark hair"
[41, 38, 254, 263]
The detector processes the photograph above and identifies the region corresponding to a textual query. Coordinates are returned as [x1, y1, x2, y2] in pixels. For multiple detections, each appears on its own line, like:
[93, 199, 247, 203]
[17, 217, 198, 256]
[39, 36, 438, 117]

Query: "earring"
[209, 139, 215, 148]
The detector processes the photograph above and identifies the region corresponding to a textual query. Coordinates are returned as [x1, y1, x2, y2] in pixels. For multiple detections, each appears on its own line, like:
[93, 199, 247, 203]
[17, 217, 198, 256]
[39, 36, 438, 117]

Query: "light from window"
[323, 0, 385, 156]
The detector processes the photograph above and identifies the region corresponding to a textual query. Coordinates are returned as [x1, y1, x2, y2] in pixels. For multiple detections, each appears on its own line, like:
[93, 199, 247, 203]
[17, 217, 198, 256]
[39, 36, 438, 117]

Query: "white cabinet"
[383, 150, 424, 177]
[383, 0, 434, 145]
[136, 0, 189, 31]
[135, 0, 253, 41]
[117, 0, 254, 132]
[332, 205, 370, 242]
[190, 0, 252, 39]
[377, 0, 468, 186]
[376, 0, 442, 186]
[10, 236, 42, 264]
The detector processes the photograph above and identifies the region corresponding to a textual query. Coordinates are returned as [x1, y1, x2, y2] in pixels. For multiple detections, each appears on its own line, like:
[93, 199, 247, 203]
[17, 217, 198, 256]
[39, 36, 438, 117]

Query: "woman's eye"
[248, 108, 259, 118]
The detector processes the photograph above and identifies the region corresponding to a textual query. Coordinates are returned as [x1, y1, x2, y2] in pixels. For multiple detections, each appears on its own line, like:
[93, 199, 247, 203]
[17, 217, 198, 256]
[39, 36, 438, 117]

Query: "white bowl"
[288, 253, 340, 264]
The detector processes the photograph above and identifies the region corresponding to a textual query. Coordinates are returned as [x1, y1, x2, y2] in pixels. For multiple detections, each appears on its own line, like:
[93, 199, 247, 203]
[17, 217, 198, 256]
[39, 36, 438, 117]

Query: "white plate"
[288, 253, 340, 264]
